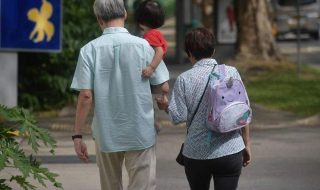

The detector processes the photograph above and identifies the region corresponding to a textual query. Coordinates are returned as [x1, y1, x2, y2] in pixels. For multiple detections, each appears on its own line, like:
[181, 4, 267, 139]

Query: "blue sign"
[0, 0, 62, 52]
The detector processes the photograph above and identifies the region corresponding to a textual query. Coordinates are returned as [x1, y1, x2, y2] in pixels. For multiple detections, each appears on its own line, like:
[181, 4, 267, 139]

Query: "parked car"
[271, 0, 320, 40]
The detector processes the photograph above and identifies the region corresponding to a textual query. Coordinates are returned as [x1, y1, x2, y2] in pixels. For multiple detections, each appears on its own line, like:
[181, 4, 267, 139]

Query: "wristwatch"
[72, 134, 82, 140]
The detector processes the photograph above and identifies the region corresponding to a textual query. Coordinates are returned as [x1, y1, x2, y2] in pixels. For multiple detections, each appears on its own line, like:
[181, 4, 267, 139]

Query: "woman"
[156, 28, 251, 190]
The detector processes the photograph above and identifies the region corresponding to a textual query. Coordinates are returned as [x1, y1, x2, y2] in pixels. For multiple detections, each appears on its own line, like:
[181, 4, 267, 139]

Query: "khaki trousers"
[95, 143, 156, 190]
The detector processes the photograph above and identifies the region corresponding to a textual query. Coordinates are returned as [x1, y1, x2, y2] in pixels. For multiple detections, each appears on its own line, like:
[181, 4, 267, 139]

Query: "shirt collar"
[193, 58, 217, 68]
[102, 27, 129, 35]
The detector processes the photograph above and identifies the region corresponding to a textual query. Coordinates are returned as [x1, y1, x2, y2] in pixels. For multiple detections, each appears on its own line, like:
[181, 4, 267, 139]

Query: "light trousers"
[95, 143, 156, 190]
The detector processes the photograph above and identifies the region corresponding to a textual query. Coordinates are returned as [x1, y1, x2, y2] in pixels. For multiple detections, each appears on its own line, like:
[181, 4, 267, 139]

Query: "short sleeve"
[70, 48, 94, 91]
[144, 31, 163, 47]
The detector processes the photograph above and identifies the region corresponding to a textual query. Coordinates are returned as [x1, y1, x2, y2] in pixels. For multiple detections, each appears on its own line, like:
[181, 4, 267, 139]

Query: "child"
[135, 0, 169, 133]
[135, 0, 167, 78]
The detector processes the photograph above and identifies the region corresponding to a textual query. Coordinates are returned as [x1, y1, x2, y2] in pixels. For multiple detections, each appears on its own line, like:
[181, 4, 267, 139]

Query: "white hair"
[93, 0, 126, 21]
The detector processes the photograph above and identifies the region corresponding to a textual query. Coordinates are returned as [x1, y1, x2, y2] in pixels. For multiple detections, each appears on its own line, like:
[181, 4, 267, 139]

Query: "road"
[277, 39, 320, 67]
[157, 126, 320, 190]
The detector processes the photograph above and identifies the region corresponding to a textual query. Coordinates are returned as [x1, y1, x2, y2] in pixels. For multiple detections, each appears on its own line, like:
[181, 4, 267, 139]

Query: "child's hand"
[142, 65, 155, 78]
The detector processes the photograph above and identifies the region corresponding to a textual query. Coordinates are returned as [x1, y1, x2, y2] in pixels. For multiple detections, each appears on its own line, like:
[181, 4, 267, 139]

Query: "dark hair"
[184, 28, 216, 60]
[135, 0, 165, 29]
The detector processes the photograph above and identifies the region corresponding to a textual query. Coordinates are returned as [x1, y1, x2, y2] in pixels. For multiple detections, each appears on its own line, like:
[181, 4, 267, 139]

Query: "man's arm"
[159, 81, 169, 94]
[73, 89, 93, 162]
[75, 90, 93, 134]
[241, 124, 251, 167]
[152, 80, 169, 94]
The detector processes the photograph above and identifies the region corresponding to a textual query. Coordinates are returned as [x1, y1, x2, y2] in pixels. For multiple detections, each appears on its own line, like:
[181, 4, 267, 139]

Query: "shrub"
[0, 105, 62, 189]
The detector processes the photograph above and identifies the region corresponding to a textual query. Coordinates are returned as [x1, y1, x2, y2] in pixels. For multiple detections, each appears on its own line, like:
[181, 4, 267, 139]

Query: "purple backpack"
[207, 64, 252, 133]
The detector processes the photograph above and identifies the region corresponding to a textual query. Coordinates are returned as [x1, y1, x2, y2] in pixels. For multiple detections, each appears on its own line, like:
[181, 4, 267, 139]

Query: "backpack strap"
[217, 64, 226, 79]
[187, 64, 217, 131]
[210, 64, 226, 80]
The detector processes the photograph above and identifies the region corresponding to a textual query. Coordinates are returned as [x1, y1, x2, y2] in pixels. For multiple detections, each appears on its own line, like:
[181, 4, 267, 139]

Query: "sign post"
[0, 0, 62, 107]
[296, 0, 301, 78]
[0, 52, 17, 107]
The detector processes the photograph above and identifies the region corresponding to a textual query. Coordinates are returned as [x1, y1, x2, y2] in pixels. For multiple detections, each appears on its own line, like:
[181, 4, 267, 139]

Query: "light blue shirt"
[71, 27, 169, 153]
[168, 59, 245, 159]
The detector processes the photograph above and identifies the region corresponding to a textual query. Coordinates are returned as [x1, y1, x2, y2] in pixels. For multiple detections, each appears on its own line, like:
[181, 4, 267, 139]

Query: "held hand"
[142, 66, 155, 78]
[74, 139, 89, 162]
[243, 146, 251, 167]
[155, 95, 169, 111]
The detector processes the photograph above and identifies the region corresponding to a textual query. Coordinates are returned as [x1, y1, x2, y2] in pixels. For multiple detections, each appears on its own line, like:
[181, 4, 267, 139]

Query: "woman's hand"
[243, 145, 251, 167]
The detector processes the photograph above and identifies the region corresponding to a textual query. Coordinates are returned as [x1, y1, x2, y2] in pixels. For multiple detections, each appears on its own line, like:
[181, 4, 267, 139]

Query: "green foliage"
[127, 0, 175, 17]
[19, 0, 100, 110]
[246, 67, 320, 116]
[232, 58, 320, 116]
[158, 0, 175, 17]
[228, 57, 320, 116]
[0, 105, 63, 190]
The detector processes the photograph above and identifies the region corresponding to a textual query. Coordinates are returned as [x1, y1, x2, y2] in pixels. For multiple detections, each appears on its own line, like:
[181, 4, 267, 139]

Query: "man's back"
[71, 27, 169, 152]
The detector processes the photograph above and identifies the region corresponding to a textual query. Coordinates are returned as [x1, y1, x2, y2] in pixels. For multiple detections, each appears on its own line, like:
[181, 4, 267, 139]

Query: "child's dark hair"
[135, 0, 165, 29]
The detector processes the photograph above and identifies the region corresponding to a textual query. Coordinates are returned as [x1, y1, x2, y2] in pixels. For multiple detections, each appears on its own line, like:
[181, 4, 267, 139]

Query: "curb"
[251, 114, 320, 130]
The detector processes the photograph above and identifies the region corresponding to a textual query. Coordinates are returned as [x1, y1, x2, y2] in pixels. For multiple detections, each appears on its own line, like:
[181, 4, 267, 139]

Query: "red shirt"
[143, 29, 167, 56]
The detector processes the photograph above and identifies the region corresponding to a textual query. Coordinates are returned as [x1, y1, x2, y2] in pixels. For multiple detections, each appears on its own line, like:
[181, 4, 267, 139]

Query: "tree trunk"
[235, 0, 280, 60]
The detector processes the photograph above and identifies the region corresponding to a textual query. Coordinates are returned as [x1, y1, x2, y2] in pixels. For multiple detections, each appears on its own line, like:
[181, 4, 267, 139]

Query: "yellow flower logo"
[27, 0, 55, 43]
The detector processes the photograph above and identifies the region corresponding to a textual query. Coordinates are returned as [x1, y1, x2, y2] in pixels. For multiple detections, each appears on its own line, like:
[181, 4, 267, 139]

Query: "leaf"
[0, 182, 12, 190]
[7, 146, 31, 177]
[0, 105, 63, 189]
[49, 149, 55, 155]
[54, 182, 64, 189]
[10, 176, 36, 190]
[0, 150, 8, 170]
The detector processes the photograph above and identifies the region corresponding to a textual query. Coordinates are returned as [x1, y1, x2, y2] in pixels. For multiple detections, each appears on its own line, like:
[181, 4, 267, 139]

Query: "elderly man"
[70, 0, 170, 189]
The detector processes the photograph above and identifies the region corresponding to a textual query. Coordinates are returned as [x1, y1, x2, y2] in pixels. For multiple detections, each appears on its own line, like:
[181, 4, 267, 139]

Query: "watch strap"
[72, 134, 82, 140]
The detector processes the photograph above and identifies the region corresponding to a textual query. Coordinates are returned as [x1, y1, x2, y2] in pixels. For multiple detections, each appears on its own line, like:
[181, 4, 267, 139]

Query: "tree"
[235, 0, 280, 60]
[0, 105, 62, 190]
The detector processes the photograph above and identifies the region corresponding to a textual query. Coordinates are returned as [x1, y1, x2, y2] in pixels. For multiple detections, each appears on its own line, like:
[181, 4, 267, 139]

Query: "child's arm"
[142, 46, 164, 78]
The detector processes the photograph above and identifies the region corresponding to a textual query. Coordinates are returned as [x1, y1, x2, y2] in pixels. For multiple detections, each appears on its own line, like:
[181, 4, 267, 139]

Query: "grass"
[228, 58, 320, 116]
